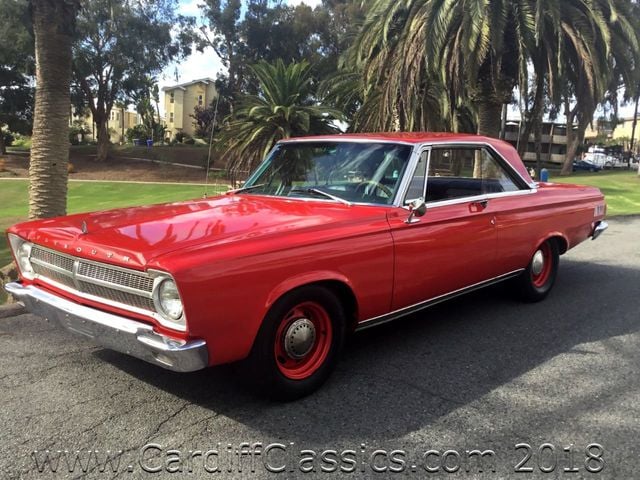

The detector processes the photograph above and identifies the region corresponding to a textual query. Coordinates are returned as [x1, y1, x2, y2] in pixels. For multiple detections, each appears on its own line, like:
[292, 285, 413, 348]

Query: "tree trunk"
[518, 74, 545, 158]
[0, 129, 5, 155]
[29, 0, 75, 219]
[96, 118, 110, 161]
[475, 99, 502, 177]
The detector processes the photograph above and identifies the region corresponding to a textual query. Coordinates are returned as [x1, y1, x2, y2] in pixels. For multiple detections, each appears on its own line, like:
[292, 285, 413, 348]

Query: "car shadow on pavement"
[95, 258, 640, 443]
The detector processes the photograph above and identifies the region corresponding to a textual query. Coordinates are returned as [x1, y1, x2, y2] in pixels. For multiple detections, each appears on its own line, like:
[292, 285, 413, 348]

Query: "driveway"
[1, 218, 639, 479]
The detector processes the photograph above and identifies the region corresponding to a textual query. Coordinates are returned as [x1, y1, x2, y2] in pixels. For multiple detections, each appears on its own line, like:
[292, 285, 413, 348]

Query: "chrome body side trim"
[4, 282, 207, 372]
[591, 220, 608, 240]
[355, 269, 524, 332]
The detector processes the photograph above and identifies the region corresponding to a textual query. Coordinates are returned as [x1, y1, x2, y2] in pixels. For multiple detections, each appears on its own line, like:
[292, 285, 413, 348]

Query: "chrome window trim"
[397, 146, 431, 205]
[424, 188, 538, 210]
[420, 140, 536, 189]
[355, 269, 524, 331]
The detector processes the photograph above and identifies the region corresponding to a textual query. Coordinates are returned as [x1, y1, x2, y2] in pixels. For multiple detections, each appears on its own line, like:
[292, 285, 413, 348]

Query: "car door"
[386, 145, 499, 311]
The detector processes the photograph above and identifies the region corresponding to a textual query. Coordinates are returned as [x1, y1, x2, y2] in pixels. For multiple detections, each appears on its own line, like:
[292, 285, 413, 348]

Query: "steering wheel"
[355, 180, 393, 198]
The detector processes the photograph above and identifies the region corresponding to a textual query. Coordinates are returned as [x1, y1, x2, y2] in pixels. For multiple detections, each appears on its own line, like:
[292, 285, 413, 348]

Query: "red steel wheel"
[513, 239, 560, 303]
[245, 285, 346, 400]
[273, 301, 333, 380]
[530, 242, 553, 288]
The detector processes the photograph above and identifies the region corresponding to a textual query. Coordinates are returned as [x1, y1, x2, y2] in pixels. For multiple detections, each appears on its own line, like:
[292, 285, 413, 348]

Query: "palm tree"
[218, 60, 345, 179]
[544, 0, 639, 175]
[351, 0, 639, 157]
[352, 0, 537, 138]
[28, 0, 78, 218]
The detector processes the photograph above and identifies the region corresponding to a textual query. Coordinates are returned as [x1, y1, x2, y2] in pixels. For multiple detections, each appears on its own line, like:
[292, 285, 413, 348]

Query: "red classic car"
[5, 133, 608, 399]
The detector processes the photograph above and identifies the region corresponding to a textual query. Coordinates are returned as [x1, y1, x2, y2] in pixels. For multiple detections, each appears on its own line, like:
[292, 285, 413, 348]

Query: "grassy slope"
[552, 170, 640, 217]
[0, 180, 224, 267]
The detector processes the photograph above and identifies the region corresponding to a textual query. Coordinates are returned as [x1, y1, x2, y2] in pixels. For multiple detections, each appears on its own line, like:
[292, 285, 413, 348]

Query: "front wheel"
[513, 240, 559, 303]
[245, 285, 346, 400]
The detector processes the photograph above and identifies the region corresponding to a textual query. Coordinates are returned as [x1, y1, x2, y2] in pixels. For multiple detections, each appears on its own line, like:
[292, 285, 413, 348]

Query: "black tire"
[244, 285, 346, 401]
[513, 239, 559, 303]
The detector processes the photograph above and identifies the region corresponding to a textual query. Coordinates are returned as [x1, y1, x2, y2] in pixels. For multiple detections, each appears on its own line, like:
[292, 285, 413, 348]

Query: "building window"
[170, 92, 174, 104]
[169, 112, 174, 123]
[198, 94, 203, 106]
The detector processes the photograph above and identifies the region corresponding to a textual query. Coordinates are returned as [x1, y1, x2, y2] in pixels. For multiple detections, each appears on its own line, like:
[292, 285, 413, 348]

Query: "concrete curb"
[0, 302, 26, 319]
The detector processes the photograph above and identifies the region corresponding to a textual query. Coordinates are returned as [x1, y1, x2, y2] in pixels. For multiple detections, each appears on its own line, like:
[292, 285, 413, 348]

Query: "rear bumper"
[4, 282, 208, 372]
[591, 220, 608, 240]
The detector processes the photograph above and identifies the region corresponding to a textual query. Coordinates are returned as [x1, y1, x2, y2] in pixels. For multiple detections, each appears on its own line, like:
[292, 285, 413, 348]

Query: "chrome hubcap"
[531, 250, 545, 276]
[284, 318, 316, 359]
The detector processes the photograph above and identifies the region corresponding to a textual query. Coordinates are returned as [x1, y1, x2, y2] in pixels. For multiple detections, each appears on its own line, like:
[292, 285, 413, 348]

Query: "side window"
[404, 150, 429, 203]
[426, 147, 520, 202]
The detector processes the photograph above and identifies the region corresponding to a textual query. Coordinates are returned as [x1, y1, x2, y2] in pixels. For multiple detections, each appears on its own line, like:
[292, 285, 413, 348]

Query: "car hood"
[11, 194, 386, 269]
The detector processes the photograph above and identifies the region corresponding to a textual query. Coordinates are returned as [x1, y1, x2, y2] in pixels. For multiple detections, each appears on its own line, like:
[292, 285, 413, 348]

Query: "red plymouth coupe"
[5, 133, 608, 399]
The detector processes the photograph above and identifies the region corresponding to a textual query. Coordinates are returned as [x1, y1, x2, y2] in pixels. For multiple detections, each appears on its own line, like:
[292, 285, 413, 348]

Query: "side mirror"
[405, 198, 427, 224]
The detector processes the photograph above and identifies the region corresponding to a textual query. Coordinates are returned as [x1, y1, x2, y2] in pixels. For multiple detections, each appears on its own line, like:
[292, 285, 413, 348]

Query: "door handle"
[469, 199, 489, 212]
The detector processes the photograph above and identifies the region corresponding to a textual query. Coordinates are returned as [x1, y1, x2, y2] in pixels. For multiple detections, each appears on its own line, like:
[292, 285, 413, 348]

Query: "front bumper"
[5, 282, 208, 372]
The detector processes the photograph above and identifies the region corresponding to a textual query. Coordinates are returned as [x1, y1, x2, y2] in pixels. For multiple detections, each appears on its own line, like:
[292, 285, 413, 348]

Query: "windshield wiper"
[226, 183, 266, 195]
[290, 187, 352, 206]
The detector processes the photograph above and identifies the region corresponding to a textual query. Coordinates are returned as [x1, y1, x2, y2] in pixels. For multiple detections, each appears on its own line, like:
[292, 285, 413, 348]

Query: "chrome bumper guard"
[591, 220, 608, 240]
[4, 282, 208, 372]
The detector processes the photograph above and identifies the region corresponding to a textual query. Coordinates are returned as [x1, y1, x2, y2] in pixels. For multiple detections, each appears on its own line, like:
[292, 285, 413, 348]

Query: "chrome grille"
[31, 247, 75, 272]
[77, 281, 156, 311]
[29, 245, 156, 314]
[77, 262, 154, 293]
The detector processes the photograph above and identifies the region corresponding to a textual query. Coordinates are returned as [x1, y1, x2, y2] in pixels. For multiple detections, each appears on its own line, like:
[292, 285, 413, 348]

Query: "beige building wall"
[70, 108, 140, 143]
[163, 78, 217, 139]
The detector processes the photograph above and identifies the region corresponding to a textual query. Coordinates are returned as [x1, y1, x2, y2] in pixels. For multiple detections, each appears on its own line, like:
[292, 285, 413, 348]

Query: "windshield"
[240, 141, 413, 205]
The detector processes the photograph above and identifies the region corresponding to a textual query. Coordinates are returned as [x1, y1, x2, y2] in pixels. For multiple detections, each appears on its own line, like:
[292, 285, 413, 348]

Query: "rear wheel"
[514, 240, 559, 302]
[246, 285, 346, 400]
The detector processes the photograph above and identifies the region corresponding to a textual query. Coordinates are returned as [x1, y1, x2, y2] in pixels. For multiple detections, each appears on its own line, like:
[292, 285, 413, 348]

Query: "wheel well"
[548, 235, 568, 255]
[310, 280, 359, 330]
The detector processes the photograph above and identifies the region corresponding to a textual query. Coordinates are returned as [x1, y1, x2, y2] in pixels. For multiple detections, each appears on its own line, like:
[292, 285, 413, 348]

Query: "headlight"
[154, 277, 184, 327]
[7, 234, 35, 280]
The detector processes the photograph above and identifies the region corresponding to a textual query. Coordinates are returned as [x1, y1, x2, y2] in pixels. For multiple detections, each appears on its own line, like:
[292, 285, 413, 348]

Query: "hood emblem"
[81, 220, 88, 235]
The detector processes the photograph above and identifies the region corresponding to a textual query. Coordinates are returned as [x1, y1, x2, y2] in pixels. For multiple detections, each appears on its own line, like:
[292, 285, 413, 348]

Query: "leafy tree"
[29, 0, 79, 219]
[131, 79, 166, 143]
[200, 0, 358, 110]
[0, 0, 34, 154]
[191, 103, 218, 139]
[73, 0, 194, 161]
[217, 60, 344, 179]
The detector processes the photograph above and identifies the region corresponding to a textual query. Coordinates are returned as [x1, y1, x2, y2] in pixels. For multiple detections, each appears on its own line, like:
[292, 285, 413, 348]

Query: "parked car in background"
[573, 160, 602, 172]
[5, 133, 609, 399]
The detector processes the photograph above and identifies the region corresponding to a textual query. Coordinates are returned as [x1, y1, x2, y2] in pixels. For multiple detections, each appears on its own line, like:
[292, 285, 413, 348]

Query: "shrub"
[184, 137, 195, 145]
[176, 132, 189, 143]
[2, 130, 15, 148]
[126, 124, 149, 144]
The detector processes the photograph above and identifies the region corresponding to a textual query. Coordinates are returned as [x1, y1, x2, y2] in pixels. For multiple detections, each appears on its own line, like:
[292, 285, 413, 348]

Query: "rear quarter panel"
[493, 183, 606, 273]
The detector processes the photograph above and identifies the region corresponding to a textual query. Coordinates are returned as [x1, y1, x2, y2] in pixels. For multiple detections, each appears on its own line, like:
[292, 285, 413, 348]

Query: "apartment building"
[162, 78, 217, 139]
[504, 121, 571, 164]
[70, 107, 141, 144]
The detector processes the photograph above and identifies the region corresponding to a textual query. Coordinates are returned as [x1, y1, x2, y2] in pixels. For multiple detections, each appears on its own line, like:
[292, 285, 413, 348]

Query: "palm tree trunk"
[475, 99, 502, 177]
[29, 0, 76, 219]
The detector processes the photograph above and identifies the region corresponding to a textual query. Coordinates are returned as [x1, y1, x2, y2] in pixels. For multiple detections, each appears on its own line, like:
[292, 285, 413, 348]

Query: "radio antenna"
[203, 93, 220, 199]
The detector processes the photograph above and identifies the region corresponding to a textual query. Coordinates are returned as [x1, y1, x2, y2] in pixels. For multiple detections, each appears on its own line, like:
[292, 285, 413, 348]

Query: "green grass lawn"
[0, 179, 225, 268]
[552, 170, 640, 217]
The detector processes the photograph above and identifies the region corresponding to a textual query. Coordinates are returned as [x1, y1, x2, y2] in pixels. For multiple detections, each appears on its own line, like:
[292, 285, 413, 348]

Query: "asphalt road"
[1, 218, 639, 479]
